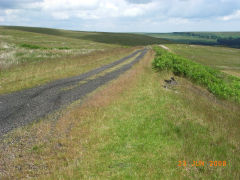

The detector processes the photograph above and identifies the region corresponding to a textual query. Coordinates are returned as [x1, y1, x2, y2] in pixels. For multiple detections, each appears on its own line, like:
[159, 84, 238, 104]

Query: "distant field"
[148, 32, 240, 39]
[165, 44, 240, 77]
[147, 33, 216, 44]
[146, 32, 240, 48]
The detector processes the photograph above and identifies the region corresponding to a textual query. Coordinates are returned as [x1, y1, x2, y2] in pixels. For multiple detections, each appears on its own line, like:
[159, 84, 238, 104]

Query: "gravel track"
[0, 49, 148, 136]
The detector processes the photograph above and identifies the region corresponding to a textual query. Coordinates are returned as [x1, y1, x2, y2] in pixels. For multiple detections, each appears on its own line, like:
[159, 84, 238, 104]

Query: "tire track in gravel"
[0, 48, 148, 136]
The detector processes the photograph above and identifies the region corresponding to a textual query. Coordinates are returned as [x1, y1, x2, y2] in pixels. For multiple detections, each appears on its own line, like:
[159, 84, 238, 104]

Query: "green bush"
[153, 46, 240, 103]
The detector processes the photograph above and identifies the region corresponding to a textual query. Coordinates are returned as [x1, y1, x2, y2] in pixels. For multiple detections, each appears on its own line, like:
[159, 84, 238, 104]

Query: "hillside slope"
[0, 26, 166, 94]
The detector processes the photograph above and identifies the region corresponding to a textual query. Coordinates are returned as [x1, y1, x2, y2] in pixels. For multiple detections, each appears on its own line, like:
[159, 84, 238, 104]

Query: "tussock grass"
[0, 26, 117, 69]
[0, 47, 139, 94]
[0, 49, 239, 179]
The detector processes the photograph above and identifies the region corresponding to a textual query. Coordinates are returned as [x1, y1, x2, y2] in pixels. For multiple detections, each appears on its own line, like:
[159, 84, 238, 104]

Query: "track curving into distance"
[0, 48, 148, 136]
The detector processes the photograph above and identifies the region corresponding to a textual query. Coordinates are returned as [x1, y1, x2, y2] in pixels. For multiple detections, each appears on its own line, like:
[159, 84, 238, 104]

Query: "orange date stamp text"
[178, 160, 227, 167]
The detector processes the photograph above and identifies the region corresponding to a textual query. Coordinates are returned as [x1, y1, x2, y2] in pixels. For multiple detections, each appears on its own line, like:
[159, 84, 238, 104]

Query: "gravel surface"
[0, 49, 148, 136]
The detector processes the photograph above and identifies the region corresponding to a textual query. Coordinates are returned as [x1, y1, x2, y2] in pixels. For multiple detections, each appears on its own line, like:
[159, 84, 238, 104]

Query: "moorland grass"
[0, 26, 115, 68]
[0, 26, 167, 94]
[0, 50, 239, 179]
[0, 47, 139, 94]
[2, 26, 168, 47]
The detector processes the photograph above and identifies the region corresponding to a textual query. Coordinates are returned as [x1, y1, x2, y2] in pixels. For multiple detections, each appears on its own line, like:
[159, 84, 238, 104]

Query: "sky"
[0, 0, 240, 32]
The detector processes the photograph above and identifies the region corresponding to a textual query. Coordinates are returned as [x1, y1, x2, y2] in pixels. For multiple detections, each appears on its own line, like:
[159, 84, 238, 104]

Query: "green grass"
[49, 53, 239, 179]
[0, 26, 239, 179]
[19, 43, 44, 49]
[153, 46, 240, 102]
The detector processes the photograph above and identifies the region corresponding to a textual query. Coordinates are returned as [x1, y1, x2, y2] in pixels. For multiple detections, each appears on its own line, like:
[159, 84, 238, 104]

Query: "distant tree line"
[217, 38, 240, 48]
[172, 32, 218, 39]
[172, 32, 240, 48]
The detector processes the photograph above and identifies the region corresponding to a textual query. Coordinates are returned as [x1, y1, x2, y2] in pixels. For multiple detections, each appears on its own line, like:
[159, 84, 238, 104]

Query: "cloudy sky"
[0, 0, 240, 32]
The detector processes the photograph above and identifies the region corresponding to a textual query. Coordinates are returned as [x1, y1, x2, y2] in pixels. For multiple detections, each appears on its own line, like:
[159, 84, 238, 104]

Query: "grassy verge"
[0, 47, 139, 94]
[0, 49, 239, 179]
[153, 46, 240, 103]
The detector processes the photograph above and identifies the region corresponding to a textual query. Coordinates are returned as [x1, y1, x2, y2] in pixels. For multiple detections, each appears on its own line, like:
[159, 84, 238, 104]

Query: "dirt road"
[159, 45, 171, 51]
[0, 49, 148, 136]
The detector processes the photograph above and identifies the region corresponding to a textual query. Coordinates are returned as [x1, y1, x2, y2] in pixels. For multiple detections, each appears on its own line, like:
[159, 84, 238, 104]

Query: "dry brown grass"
[176, 77, 240, 143]
[158, 70, 240, 142]
[222, 70, 240, 77]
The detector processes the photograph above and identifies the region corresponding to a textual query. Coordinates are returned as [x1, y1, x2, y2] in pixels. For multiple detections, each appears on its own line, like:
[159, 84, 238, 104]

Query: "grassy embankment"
[165, 44, 240, 77]
[1, 48, 239, 179]
[0, 26, 167, 94]
[153, 46, 240, 103]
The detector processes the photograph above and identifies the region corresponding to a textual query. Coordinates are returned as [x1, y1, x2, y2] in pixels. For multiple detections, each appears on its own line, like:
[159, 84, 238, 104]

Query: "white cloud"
[222, 10, 240, 21]
[5, 9, 20, 15]
[1, 0, 240, 32]
[0, 17, 4, 22]
[2, 0, 240, 21]
[76, 12, 100, 19]
[41, 0, 100, 10]
[52, 12, 69, 20]
[167, 18, 190, 25]
[122, 2, 156, 17]
[39, 0, 157, 20]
